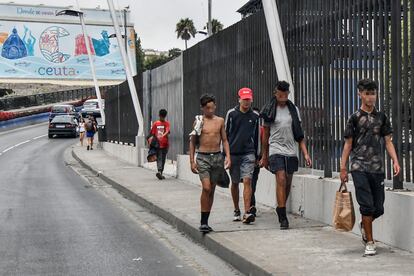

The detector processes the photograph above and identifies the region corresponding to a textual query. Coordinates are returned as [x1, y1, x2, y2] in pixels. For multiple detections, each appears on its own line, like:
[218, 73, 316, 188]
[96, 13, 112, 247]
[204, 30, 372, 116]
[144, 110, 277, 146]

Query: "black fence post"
[391, 0, 403, 189]
[323, 0, 333, 178]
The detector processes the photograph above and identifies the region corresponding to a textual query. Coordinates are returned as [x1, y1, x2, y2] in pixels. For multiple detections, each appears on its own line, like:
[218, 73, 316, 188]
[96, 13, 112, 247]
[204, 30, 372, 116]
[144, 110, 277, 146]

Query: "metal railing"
[0, 87, 112, 111]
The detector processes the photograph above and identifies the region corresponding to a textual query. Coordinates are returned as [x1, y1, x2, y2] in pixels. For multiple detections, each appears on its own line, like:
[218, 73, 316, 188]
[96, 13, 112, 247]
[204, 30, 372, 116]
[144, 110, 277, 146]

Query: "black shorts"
[351, 171, 385, 219]
[268, 154, 299, 175]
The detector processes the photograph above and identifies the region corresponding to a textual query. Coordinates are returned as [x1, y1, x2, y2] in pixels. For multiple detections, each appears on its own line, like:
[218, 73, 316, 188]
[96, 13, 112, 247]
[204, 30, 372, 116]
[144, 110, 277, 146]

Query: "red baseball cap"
[238, 87, 253, 100]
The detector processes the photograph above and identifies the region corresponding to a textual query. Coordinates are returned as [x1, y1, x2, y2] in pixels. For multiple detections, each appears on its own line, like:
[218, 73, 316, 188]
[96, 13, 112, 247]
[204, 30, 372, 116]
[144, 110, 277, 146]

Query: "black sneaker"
[250, 206, 257, 217]
[156, 172, 163, 180]
[199, 224, 211, 233]
[242, 213, 255, 224]
[280, 218, 289, 230]
[87, 145, 90, 151]
[233, 209, 241, 221]
[90, 147, 93, 150]
[160, 174, 166, 180]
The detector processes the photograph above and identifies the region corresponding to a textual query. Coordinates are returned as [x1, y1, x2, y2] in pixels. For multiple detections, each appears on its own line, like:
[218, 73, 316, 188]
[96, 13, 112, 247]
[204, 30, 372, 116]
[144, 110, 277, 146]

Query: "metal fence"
[0, 87, 110, 111]
[182, 10, 278, 153]
[105, 0, 414, 188]
[105, 75, 142, 145]
[276, 0, 412, 188]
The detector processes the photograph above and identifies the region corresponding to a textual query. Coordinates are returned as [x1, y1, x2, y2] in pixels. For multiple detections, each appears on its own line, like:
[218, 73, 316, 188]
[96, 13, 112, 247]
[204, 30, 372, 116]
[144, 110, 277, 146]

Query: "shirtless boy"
[189, 94, 231, 233]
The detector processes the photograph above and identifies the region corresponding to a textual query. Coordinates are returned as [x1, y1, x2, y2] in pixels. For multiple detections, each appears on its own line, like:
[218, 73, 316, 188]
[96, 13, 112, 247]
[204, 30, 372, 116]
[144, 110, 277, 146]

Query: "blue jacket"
[225, 106, 260, 157]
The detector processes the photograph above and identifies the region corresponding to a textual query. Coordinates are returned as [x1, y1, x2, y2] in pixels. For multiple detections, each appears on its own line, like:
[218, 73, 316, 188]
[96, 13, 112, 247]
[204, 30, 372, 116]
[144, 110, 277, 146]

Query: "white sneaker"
[359, 220, 367, 244]
[365, 241, 377, 256]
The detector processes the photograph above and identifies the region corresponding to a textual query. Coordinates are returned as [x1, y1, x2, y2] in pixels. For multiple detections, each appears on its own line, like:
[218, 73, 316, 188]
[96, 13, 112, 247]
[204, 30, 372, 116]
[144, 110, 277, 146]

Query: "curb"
[72, 149, 273, 276]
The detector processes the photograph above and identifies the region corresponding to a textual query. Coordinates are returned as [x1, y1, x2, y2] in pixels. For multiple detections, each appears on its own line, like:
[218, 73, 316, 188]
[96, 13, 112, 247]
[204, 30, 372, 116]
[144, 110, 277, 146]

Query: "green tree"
[206, 19, 224, 35]
[144, 55, 170, 70]
[168, 48, 182, 58]
[135, 36, 145, 73]
[176, 18, 197, 50]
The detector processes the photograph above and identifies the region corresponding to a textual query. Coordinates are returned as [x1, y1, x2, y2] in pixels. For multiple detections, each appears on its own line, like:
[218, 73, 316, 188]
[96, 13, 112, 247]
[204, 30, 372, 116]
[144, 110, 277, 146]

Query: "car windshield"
[52, 106, 71, 113]
[51, 116, 73, 123]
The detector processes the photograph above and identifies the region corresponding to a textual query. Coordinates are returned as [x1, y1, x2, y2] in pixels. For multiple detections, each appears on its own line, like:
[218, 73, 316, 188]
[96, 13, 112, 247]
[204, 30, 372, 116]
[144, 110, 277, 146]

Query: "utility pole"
[70, 0, 105, 125]
[107, 0, 144, 138]
[208, 0, 213, 36]
[124, 8, 128, 54]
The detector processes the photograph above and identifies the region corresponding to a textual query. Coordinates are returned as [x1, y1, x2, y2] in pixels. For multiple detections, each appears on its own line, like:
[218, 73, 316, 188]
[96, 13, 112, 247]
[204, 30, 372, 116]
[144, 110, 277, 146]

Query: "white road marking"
[1, 134, 47, 155]
[2, 146, 16, 153]
[14, 140, 31, 147]
[32, 134, 47, 140]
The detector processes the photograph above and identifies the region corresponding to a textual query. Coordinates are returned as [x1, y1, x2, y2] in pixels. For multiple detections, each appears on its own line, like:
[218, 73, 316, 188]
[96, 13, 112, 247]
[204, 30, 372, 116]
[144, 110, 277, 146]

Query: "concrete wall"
[177, 154, 414, 253]
[103, 142, 138, 166]
[142, 56, 184, 160]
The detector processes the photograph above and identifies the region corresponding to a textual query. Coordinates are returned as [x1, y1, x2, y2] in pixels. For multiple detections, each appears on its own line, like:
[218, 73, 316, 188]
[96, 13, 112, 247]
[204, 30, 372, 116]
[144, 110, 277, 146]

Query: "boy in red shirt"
[150, 109, 170, 180]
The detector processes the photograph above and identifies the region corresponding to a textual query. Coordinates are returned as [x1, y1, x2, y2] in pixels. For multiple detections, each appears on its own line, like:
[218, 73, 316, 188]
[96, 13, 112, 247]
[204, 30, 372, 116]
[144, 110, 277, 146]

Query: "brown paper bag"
[333, 182, 355, 232]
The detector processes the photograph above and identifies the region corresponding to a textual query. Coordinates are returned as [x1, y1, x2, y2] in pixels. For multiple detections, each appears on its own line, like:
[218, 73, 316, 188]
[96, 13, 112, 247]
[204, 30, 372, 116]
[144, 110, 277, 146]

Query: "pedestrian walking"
[189, 94, 231, 233]
[85, 116, 96, 151]
[79, 118, 85, 146]
[260, 81, 312, 229]
[150, 109, 170, 180]
[340, 79, 400, 256]
[225, 88, 260, 224]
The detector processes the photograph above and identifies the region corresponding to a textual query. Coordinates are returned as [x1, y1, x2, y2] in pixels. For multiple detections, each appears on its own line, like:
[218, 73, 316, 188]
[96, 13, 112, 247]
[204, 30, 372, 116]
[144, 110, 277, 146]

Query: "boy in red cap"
[225, 87, 261, 224]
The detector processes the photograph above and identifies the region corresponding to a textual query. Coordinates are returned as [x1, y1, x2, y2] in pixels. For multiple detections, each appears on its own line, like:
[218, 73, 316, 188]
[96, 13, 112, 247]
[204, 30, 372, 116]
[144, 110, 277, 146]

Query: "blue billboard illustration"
[0, 20, 136, 80]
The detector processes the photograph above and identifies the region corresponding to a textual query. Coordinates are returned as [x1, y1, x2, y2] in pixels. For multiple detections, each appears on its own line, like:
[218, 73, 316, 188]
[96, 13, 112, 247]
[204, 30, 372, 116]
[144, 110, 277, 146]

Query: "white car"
[80, 99, 105, 118]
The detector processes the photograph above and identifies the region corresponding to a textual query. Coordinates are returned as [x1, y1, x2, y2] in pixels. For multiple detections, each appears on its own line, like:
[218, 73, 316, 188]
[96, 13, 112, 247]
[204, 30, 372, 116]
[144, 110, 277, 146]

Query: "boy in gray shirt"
[260, 81, 312, 229]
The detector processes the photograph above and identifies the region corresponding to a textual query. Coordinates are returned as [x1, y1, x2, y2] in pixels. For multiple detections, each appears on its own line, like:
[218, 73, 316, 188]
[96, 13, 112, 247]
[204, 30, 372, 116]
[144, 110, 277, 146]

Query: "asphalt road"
[0, 124, 239, 276]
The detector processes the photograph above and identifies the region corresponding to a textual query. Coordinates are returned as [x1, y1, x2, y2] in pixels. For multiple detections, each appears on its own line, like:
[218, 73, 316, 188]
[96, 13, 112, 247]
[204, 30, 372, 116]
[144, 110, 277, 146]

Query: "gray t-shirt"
[264, 105, 301, 157]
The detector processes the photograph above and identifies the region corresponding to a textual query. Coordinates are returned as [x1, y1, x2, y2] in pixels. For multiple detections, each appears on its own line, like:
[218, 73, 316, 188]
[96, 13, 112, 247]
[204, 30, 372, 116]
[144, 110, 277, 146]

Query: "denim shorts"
[229, 153, 256, 183]
[268, 154, 299, 175]
[196, 152, 224, 181]
[86, 131, 95, 138]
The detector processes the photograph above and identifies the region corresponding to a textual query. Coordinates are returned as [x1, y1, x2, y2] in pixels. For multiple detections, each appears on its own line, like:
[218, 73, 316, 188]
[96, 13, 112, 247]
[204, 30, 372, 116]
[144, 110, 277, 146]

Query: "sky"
[0, 0, 247, 51]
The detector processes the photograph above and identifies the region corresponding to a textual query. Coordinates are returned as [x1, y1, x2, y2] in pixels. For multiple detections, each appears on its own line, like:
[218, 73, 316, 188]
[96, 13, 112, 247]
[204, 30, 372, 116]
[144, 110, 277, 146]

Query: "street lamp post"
[55, 9, 106, 125]
[107, 0, 145, 139]
[208, 0, 213, 36]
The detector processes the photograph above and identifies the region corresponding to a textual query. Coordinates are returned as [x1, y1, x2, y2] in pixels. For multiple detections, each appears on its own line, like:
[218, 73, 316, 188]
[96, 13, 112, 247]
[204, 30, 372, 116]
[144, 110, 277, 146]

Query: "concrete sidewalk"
[71, 145, 414, 276]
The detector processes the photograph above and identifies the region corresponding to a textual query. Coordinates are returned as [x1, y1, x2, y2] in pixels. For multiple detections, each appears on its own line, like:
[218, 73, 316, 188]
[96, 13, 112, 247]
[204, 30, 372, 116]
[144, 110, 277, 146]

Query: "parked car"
[49, 104, 78, 122]
[80, 99, 104, 118]
[48, 115, 79, 138]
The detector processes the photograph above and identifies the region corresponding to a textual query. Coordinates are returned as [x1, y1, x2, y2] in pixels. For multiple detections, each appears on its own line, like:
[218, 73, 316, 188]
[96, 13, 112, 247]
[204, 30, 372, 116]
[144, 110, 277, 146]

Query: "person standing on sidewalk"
[340, 79, 400, 256]
[225, 88, 260, 224]
[189, 94, 231, 233]
[150, 109, 170, 180]
[260, 81, 312, 230]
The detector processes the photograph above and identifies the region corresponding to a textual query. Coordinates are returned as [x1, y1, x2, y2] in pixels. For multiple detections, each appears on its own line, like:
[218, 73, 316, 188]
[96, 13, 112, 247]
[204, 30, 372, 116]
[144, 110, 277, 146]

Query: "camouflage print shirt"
[344, 108, 393, 174]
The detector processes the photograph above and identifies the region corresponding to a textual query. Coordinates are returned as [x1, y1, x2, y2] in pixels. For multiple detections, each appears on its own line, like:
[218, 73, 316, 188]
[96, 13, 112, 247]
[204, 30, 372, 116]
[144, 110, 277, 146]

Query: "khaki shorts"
[196, 152, 224, 181]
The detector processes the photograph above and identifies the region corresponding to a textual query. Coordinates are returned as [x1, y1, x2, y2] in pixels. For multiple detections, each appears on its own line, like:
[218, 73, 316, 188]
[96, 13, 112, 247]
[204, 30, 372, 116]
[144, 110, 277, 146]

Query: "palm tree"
[176, 18, 197, 50]
[206, 19, 224, 35]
